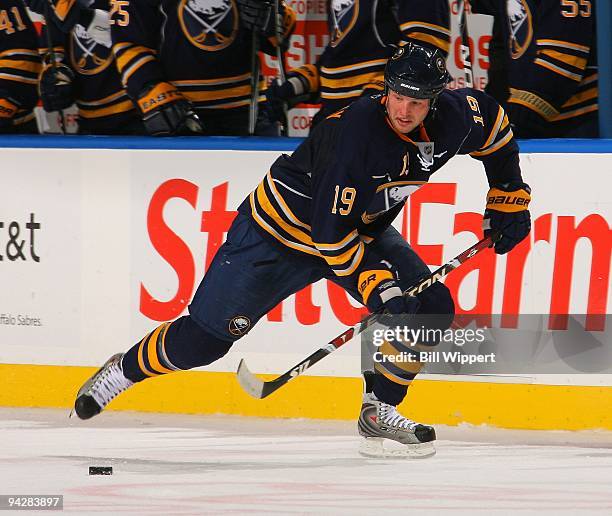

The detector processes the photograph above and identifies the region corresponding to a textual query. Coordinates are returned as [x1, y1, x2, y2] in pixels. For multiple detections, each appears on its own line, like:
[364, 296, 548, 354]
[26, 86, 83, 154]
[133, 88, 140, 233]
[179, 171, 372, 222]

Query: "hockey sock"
[372, 373, 410, 407]
[121, 315, 233, 382]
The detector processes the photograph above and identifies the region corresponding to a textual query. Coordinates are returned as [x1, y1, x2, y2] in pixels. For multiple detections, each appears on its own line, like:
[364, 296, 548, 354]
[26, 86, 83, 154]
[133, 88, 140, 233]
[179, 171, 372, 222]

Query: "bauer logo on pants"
[229, 315, 251, 336]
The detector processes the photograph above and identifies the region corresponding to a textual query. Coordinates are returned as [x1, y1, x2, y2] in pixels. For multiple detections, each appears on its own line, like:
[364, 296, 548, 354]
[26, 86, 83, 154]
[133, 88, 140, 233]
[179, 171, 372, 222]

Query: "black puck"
[89, 466, 113, 475]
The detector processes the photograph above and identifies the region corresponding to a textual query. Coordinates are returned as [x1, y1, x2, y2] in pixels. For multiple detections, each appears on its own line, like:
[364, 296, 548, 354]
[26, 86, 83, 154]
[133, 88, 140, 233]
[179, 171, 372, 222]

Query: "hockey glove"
[137, 83, 204, 136]
[39, 57, 75, 112]
[0, 92, 19, 129]
[358, 263, 421, 315]
[483, 181, 531, 254]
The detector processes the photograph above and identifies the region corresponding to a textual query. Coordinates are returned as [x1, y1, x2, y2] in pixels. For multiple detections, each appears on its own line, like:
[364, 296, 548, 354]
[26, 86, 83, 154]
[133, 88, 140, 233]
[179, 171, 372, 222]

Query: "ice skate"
[73, 353, 134, 420]
[358, 392, 436, 458]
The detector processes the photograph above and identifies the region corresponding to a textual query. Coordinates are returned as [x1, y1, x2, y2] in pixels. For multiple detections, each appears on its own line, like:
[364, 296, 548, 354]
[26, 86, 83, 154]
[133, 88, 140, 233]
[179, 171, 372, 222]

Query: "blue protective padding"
[0, 135, 612, 153]
[515, 139, 612, 153]
[0, 135, 301, 151]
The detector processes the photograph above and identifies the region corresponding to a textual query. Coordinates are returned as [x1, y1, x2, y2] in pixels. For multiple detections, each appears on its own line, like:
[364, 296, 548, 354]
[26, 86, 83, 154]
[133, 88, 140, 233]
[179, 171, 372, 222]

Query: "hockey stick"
[248, 31, 260, 135]
[272, 0, 288, 135]
[237, 232, 499, 398]
[457, 0, 474, 88]
[43, 2, 67, 134]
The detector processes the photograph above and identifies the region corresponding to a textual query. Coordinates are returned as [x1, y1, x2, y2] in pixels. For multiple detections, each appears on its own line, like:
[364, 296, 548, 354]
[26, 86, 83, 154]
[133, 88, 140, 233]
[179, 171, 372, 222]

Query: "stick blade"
[236, 359, 266, 399]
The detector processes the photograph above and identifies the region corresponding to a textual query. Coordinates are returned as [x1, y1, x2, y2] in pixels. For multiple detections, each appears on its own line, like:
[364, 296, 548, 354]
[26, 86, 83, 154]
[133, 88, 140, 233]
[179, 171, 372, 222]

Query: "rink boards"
[0, 137, 610, 429]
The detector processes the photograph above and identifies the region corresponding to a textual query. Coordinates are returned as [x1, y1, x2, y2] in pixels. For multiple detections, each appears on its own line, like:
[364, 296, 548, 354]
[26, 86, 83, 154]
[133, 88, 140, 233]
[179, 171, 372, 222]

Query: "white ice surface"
[1, 408, 611, 515]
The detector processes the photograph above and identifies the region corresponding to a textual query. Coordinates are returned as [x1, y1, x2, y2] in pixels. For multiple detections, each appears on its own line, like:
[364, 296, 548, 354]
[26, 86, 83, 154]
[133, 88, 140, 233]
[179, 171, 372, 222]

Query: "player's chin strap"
[236, 232, 501, 399]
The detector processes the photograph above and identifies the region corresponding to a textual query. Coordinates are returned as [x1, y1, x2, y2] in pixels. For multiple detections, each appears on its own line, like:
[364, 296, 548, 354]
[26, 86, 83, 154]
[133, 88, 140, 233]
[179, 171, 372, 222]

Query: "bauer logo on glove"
[483, 182, 532, 255]
[486, 185, 531, 212]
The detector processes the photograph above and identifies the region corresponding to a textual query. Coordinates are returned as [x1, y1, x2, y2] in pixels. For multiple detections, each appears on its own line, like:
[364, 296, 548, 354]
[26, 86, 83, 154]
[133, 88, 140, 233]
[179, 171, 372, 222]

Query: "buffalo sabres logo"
[362, 182, 423, 223]
[178, 0, 238, 52]
[507, 0, 532, 59]
[330, 0, 359, 48]
[229, 315, 251, 336]
[69, 24, 113, 75]
[387, 184, 421, 203]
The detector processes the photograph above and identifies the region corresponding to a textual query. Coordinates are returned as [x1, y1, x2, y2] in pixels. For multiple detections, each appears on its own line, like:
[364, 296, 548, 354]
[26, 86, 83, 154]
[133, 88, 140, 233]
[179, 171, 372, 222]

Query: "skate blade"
[358, 437, 436, 459]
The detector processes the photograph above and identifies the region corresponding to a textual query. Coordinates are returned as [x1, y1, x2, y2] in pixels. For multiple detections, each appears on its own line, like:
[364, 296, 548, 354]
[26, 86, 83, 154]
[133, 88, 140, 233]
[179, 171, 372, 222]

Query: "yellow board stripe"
[1, 364, 612, 430]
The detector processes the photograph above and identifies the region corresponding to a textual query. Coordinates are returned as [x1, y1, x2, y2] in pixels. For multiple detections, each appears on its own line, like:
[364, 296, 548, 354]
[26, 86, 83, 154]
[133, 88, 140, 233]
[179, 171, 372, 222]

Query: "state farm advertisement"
[0, 147, 610, 384]
[130, 151, 611, 378]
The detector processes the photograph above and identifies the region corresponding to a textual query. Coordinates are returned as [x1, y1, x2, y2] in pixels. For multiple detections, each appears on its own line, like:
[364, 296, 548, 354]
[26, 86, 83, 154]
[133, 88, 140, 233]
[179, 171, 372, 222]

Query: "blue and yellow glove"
[483, 181, 532, 254]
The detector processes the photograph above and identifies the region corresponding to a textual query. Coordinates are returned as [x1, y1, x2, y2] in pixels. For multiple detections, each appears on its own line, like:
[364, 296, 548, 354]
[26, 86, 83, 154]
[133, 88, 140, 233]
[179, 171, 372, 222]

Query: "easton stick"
[237, 232, 499, 399]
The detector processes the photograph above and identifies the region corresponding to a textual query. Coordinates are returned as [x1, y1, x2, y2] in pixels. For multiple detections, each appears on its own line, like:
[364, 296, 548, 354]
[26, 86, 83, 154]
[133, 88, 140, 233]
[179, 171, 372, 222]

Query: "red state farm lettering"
[501, 214, 552, 328]
[141, 179, 198, 321]
[444, 212, 496, 328]
[327, 281, 368, 326]
[550, 214, 611, 331]
[296, 285, 321, 325]
[200, 182, 237, 271]
[409, 183, 457, 265]
[140, 180, 610, 331]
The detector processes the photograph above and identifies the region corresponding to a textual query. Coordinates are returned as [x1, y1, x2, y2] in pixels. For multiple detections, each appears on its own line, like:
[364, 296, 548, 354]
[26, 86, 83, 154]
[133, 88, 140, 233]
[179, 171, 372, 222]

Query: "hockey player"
[263, 0, 450, 128]
[108, 0, 296, 136]
[0, 0, 41, 134]
[26, 0, 144, 134]
[73, 44, 531, 457]
[471, 0, 598, 138]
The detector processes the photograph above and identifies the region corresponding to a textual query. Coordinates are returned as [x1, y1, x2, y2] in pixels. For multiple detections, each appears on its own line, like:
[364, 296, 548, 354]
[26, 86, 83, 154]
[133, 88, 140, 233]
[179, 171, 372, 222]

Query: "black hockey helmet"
[384, 43, 451, 100]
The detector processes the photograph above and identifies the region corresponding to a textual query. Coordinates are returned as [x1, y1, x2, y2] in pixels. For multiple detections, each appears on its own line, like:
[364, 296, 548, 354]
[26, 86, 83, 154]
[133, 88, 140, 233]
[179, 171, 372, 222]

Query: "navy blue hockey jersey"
[0, 0, 40, 130]
[291, 0, 450, 117]
[239, 89, 522, 283]
[472, 0, 598, 137]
